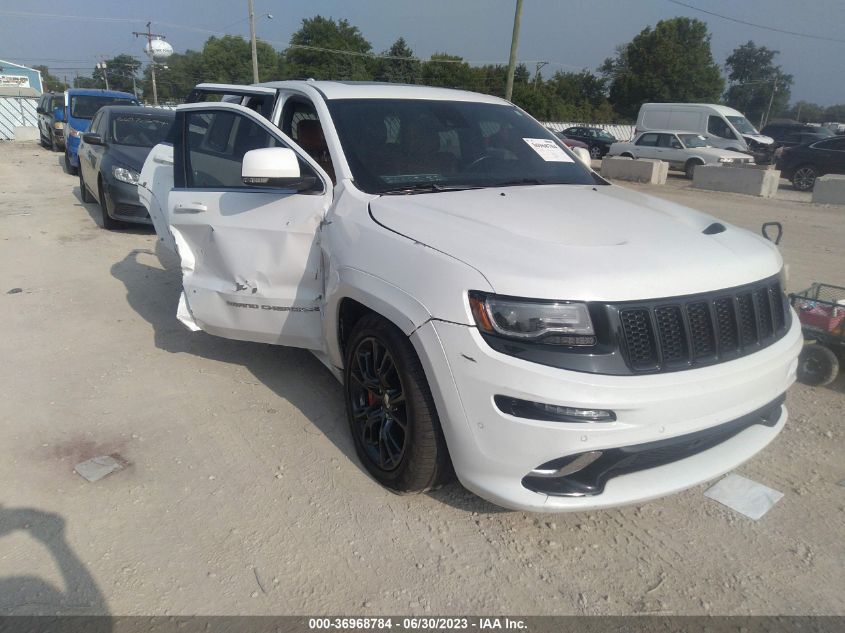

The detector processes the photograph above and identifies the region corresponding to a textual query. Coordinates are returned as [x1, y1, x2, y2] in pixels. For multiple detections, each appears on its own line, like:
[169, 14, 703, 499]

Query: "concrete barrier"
[13, 126, 39, 142]
[693, 165, 780, 198]
[600, 157, 668, 184]
[812, 175, 845, 205]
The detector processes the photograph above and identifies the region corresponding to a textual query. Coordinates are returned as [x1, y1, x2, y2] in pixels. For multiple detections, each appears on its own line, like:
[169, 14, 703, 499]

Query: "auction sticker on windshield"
[523, 138, 573, 162]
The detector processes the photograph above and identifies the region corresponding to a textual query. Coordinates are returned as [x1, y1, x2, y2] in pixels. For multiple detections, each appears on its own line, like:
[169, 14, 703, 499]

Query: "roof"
[258, 80, 509, 104]
[96, 105, 175, 117]
[633, 129, 701, 135]
[641, 103, 746, 117]
[0, 59, 38, 71]
[66, 88, 138, 99]
[0, 86, 39, 97]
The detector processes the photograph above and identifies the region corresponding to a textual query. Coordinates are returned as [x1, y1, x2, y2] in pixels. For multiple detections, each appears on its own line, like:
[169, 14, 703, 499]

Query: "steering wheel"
[465, 154, 495, 173]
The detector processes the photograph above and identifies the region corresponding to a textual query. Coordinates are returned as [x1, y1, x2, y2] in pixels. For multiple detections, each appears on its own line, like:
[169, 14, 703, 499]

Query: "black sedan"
[558, 126, 617, 159]
[775, 136, 845, 191]
[78, 106, 175, 229]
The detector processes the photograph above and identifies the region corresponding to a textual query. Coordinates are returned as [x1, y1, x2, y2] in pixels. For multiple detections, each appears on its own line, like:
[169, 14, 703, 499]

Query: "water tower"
[133, 22, 171, 105]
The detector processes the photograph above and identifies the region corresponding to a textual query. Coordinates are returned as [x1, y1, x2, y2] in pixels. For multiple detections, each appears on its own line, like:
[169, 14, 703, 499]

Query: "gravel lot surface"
[1, 141, 843, 616]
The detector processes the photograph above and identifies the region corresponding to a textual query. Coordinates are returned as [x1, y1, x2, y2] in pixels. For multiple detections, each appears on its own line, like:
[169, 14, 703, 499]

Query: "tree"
[724, 41, 792, 128]
[601, 18, 724, 119]
[32, 65, 68, 92]
[201, 35, 278, 84]
[98, 54, 141, 94]
[140, 49, 205, 102]
[373, 37, 421, 84]
[282, 16, 373, 80]
[783, 101, 826, 124]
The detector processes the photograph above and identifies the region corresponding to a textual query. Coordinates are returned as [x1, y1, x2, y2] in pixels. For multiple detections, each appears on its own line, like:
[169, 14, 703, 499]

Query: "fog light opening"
[494, 395, 616, 423]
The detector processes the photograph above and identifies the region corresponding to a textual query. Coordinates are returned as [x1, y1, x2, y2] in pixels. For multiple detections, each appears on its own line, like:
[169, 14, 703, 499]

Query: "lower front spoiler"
[523, 393, 785, 497]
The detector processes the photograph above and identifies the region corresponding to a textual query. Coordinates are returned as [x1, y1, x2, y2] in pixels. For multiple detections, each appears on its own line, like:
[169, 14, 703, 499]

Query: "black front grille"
[618, 278, 789, 373]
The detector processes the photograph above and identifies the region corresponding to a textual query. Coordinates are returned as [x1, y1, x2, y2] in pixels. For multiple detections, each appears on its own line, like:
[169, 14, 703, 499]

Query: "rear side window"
[816, 138, 845, 151]
[637, 133, 659, 147]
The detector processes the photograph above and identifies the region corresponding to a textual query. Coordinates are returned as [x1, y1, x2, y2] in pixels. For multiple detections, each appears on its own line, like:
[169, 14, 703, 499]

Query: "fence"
[0, 96, 38, 140]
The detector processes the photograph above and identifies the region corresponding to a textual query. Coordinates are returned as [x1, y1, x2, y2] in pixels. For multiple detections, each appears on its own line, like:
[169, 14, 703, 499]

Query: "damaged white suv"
[138, 81, 801, 512]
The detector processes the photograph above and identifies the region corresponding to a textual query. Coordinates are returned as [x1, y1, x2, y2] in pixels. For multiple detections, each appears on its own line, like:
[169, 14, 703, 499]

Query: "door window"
[184, 110, 316, 189]
[636, 133, 659, 147]
[281, 98, 336, 183]
[708, 116, 736, 140]
[815, 138, 845, 151]
[90, 112, 104, 136]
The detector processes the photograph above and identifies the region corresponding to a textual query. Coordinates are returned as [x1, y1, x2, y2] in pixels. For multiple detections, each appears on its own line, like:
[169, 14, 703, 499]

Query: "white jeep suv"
[138, 81, 801, 512]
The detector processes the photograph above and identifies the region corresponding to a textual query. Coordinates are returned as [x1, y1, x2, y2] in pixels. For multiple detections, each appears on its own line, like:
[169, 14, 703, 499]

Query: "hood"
[743, 134, 774, 146]
[106, 144, 153, 172]
[370, 184, 781, 302]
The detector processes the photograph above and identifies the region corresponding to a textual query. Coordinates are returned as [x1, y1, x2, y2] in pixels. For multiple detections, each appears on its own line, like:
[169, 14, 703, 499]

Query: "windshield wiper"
[380, 183, 485, 195]
[489, 177, 549, 187]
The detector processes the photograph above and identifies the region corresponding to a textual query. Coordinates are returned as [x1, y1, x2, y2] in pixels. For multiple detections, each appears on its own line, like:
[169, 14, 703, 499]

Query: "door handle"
[174, 203, 207, 214]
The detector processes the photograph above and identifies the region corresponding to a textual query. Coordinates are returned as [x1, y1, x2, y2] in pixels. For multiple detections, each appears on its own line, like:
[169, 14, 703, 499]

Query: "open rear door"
[166, 102, 332, 350]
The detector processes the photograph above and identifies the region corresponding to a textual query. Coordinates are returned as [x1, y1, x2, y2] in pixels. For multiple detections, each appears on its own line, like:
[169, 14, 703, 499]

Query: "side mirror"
[242, 147, 316, 190]
[571, 146, 592, 167]
[53, 106, 65, 122]
[82, 133, 104, 146]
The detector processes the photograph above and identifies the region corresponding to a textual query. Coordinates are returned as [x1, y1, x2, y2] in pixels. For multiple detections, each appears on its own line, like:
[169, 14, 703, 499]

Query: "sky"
[1, 0, 842, 106]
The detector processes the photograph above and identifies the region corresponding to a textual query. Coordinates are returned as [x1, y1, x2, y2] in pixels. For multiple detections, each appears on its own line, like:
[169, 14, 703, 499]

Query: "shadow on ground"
[0, 507, 110, 628]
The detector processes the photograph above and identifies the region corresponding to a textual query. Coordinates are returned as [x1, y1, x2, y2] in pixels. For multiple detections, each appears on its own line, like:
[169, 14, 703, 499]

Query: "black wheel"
[344, 314, 453, 493]
[51, 132, 59, 152]
[39, 129, 49, 148]
[79, 171, 94, 203]
[589, 145, 602, 160]
[98, 180, 121, 230]
[620, 152, 634, 159]
[64, 151, 77, 175]
[685, 159, 702, 180]
[792, 165, 817, 191]
[797, 344, 839, 386]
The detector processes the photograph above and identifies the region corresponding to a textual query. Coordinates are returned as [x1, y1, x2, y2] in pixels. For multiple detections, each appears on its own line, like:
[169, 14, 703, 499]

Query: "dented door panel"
[138, 143, 176, 252]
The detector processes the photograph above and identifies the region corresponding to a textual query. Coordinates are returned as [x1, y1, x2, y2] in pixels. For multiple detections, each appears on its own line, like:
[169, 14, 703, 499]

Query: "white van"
[636, 103, 774, 162]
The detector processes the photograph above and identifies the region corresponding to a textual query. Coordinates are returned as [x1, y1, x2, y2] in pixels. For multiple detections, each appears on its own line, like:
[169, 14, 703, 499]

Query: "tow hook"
[761, 221, 783, 245]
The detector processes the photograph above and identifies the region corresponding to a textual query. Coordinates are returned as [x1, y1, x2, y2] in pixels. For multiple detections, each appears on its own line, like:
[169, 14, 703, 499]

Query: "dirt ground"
[0, 141, 843, 617]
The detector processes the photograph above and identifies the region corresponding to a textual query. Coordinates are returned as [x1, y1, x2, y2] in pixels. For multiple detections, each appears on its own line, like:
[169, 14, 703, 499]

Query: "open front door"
[167, 102, 331, 350]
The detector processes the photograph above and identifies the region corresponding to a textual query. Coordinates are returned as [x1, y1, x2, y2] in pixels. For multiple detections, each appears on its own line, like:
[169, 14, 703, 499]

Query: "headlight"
[469, 292, 595, 345]
[113, 166, 140, 185]
[53, 121, 64, 130]
[718, 157, 736, 163]
[67, 126, 82, 138]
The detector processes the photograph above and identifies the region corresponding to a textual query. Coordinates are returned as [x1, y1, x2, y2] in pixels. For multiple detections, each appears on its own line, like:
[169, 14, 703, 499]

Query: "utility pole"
[505, 0, 524, 102]
[761, 80, 777, 130]
[534, 61, 548, 92]
[248, 0, 259, 83]
[133, 22, 166, 105]
[96, 61, 109, 90]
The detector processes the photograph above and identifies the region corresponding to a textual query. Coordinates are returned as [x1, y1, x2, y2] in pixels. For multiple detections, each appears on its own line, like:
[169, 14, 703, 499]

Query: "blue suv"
[63, 89, 139, 175]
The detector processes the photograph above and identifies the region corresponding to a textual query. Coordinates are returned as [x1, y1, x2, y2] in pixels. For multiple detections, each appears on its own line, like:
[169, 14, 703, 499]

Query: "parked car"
[139, 81, 800, 512]
[78, 106, 174, 229]
[557, 126, 616, 159]
[63, 89, 139, 175]
[552, 132, 588, 150]
[609, 130, 754, 178]
[775, 135, 845, 191]
[761, 120, 833, 151]
[636, 103, 774, 163]
[35, 91, 65, 151]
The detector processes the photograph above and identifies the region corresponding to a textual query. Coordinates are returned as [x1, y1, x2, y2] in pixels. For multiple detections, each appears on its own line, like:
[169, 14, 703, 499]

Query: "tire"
[98, 180, 121, 230]
[64, 151, 77, 175]
[79, 171, 94, 203]
[796, 344, 839, 386]
[51, 131, 59, 152]
[685, 159, 703, 180]
[39, 129, 49, 148]
[792, 165, 818, 191]
[589, 145, 602, 159]
[344, 313, 453, 493]
[621, 152, 634, 159]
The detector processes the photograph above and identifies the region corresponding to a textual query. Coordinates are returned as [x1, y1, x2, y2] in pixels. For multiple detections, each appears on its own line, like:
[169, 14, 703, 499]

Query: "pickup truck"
[138, 81, 801, 512]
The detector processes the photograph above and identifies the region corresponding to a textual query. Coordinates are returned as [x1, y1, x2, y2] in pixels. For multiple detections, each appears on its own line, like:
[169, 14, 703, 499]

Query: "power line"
[666, 0, 845, 44]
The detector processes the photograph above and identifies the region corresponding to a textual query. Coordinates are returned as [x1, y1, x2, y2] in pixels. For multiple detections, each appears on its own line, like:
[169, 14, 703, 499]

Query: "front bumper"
[411, 314, 802, 512]
[104, 178, 152, 225]
[66, 136, 80, 166]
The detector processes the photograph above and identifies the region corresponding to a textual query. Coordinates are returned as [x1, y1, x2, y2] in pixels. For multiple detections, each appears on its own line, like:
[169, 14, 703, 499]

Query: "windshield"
[327, 99, 600, 194]
[678, 133, 710, 148]
[726, 116, 759, 135]
[70, 95, 138, 119]
[111, 114, 173, 147]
